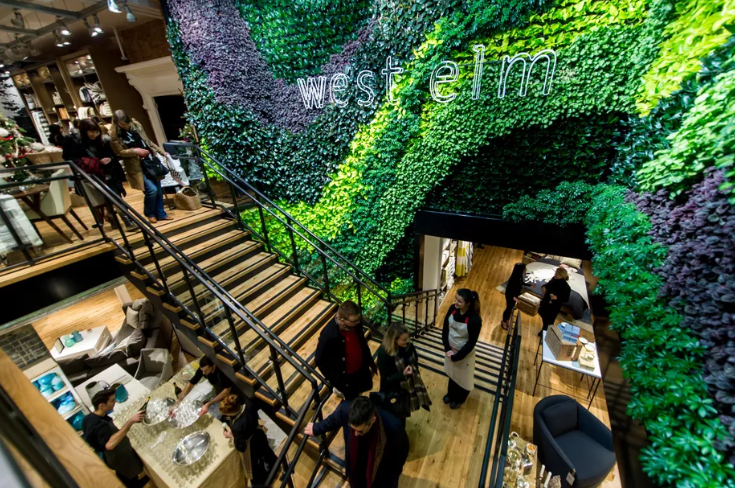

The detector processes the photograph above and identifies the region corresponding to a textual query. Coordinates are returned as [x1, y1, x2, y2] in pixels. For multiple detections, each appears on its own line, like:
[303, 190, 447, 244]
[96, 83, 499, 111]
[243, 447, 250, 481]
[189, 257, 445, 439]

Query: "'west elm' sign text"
[297, 47, 557, 109]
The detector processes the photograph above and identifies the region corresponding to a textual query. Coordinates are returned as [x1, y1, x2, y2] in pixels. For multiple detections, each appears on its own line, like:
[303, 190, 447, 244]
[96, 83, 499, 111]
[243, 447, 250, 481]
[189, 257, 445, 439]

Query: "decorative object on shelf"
[79, 85, 93, 103]
[52, 91, 63, 105]
[88, 81, 106, 103]
[99, 101, 112, 117]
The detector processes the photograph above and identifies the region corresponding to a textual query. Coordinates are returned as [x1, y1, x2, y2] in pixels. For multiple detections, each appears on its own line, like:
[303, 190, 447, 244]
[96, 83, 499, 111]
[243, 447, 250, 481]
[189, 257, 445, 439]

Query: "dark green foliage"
[503, 181, 599, 226]
[426, 115, 622, 217]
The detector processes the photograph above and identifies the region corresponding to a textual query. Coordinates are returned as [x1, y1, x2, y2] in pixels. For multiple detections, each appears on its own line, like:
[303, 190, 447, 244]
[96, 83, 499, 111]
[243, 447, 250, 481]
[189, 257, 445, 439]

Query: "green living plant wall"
[586, 186, 735, 487]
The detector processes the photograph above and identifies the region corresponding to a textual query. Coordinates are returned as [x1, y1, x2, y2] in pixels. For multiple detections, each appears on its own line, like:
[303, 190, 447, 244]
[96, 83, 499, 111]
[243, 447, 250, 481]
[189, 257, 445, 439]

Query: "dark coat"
[315, 317, 376, 396]
[63, 133, 126, 187]
[312, 401, 409, 488]
[224, 402, 277, 484]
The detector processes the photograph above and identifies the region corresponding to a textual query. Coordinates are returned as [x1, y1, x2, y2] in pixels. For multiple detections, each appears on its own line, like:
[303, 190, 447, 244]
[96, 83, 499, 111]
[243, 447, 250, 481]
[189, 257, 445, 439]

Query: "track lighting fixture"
[10, 9, 24, 29]
[57, 17, 71, 36]
[84, 19, 99, 37]
[54, 30, 65, 48]
[108, 0, 122, 14]
[123, 3, 137, 22]
[92, 14, 104, 34]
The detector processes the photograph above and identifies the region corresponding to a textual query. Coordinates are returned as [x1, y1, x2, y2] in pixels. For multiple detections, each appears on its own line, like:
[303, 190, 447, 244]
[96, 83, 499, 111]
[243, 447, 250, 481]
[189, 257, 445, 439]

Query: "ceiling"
[0, 0, 163, 71]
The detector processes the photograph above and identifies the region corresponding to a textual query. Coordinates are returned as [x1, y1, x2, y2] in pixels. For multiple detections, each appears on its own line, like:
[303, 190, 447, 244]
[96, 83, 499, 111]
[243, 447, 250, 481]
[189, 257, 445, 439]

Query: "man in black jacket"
[315, 300, 377, 400]
[304, 396, 409, 488]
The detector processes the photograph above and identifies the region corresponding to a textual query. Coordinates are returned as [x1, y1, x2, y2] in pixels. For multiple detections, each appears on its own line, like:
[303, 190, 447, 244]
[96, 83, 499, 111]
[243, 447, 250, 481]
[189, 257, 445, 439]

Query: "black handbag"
[370, 391, 410, 418]
[142, 156, 169, 179]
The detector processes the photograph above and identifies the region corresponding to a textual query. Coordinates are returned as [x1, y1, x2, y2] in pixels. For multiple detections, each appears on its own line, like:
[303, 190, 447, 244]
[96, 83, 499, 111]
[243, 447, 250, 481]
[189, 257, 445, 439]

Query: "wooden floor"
[0, 182, 217, 288]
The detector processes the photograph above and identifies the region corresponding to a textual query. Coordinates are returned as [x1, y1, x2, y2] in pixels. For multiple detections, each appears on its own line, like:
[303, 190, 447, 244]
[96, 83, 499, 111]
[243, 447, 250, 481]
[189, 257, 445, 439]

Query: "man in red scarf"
[305, 396, 409, 488]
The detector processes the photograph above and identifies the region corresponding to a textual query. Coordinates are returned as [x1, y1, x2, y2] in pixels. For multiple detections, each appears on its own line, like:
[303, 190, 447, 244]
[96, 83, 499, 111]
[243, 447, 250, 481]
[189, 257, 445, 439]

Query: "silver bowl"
[143, 398, 175, 426]
[167, 400, 204, 429]
[172, 431, 210, 466]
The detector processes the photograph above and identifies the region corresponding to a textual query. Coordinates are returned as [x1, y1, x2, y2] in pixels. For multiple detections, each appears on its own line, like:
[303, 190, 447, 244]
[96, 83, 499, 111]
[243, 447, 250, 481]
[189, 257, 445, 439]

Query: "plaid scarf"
[349, 413, 387, 488]
[396, 345, 432, 412]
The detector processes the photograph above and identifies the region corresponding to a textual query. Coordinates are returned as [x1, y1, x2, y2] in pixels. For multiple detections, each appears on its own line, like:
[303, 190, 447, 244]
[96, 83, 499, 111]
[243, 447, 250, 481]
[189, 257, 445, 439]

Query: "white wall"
[421, 235, 443, 290]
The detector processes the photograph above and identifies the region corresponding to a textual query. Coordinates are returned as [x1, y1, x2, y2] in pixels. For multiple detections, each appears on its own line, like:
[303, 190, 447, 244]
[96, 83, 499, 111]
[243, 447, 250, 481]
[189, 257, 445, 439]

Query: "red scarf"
[348, 414, 385, 488]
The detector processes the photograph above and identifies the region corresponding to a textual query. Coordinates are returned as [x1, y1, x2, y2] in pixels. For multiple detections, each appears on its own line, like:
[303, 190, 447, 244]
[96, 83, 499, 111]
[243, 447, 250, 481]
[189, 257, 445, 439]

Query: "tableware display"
[63, 334, 76, 348]
[172, 431, 210, 466]
[40, 386, 54, 398]
[168, 400, 204, 429]
[72, 331, 83, 342]
[38, 374, 54, 386]
[114, 383, 129, 403]
[70, 411, 85, 430]
[143, 398, 176, 426]
[51, 376, 65, 391]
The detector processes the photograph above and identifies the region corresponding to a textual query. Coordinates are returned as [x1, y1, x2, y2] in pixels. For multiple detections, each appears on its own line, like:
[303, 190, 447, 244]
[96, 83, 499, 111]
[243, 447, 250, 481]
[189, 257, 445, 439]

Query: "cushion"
[85, 349, 126, 369]
[561, 256, 583, 269]
[563, 291, 588, 320]
[57, 356, 88, 375]
[126, 307, 140, 329]
[125, 328, 146, 358]
[131, 298, 146, 311]
[541, 400, 578, 438]
[555, 430, 616, 485]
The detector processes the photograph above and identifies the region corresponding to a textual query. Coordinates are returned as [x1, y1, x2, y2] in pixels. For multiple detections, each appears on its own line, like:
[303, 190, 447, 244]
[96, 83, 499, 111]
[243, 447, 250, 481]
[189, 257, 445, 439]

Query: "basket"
[173, 186, 202, 211]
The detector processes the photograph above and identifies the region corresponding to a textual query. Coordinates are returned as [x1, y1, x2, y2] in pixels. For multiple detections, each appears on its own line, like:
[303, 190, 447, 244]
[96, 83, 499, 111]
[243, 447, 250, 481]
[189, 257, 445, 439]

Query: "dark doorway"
[154, 95, 186, 142]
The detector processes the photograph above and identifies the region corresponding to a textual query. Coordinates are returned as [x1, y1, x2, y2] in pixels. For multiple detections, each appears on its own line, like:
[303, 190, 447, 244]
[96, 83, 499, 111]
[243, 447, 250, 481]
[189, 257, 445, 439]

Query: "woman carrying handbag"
[376, 323, 431, 427]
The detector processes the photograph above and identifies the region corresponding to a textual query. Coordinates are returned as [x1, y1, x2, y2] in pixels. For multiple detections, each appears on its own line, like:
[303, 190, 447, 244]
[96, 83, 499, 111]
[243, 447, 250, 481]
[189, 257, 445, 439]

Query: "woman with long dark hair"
[376, 322, 432, 425]
[501, 263, 526, 330]
[442, 288, 482, 409]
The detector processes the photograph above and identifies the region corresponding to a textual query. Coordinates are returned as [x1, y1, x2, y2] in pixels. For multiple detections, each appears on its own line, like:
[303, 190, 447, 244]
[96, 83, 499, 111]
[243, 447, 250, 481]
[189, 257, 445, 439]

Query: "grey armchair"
[135, 348, 173, 390]
[533, 395, 616, 488]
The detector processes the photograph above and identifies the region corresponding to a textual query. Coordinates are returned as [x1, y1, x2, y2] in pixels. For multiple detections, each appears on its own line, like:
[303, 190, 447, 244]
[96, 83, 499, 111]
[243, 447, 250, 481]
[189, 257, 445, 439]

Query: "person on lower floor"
[219, 394, 277, 486]
[502, 262, 526, 330]
[173, 356, 244, 417]
[442, 289, 482, 409]
[304, 396, 409, 488]
[110, 109, 172, 224]
[538, 267, 571, 336]
[376, 323, 431, 426]
[315, 300, 377, 400]
[83, 389, 148, 488]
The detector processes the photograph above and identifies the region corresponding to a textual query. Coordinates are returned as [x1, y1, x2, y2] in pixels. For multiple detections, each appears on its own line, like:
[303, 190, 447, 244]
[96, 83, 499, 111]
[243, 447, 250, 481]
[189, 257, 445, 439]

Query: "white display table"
[75, 363, 150, 412]
[50, 325, 111, 361]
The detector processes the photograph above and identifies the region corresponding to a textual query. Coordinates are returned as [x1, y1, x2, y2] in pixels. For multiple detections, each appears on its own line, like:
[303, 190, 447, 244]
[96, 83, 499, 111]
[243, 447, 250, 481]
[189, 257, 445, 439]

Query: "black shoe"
[443, 395, 451, 404]
[450, 402, 461, 410]
[122, 216, 137, 231]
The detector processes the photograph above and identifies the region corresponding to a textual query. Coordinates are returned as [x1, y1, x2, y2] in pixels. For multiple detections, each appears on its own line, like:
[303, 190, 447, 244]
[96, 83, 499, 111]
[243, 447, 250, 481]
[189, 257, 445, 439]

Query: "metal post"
[72, 170, 106, 235]
[181, 267, 207, 327]
[434, 291, 438, 328]
[286, 217, 299, 274]
[355, 277, 362, 313]
[424, 294, 429, 332]
[142, 232, 170, 296]
[269, 345, 289, 411]
[257, 204, 270, 252]
[104, 199, 134, 258]
[199, 158, 217, 206]
[414, 299, 419, 333]
[320, 253, 330, 299]
[228, 181, 242, 226]
[224, 306, 248, 366]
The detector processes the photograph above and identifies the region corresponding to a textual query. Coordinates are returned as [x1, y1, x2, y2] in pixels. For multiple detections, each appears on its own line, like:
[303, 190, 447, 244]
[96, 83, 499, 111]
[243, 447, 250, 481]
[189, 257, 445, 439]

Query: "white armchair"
[24, 168, 88, 240]
[134, 348, 173, 390]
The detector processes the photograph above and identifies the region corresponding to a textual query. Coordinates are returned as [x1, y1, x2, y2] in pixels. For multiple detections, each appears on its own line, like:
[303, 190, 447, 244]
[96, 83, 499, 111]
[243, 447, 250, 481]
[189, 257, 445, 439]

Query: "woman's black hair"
[79, 119, 102, 147]
[49, 124, 62, 135]
[457, 288, 481, 314]
[509, 263, 526, 288]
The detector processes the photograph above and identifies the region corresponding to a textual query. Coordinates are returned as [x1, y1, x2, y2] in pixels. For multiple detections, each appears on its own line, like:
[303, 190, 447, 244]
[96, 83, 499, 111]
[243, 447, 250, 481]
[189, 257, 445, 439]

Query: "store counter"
[111, 370, 244, 488]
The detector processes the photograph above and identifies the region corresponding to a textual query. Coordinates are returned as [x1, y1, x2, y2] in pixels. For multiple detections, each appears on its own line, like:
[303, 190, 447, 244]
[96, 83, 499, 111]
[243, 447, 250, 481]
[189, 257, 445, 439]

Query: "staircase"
[70, 144, 517, 488]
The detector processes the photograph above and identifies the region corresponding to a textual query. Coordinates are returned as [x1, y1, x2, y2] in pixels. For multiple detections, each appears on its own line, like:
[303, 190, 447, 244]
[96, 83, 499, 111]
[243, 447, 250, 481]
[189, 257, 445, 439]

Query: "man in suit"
[315, 300, 377, 400]
[305, 396, 409, 488]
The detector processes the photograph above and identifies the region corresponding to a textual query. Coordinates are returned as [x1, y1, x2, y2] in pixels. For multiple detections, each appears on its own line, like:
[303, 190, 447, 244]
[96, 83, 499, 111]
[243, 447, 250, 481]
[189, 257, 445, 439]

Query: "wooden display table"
[111, 370, 244, 488]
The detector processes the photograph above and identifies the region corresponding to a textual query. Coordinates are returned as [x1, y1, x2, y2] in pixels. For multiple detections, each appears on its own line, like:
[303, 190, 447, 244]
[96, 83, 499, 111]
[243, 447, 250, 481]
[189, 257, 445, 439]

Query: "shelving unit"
[63, 53, 111, 122]
[24, 359, 88, 433]
[12, 72, 50, 144]
[438, 238, 474, 306]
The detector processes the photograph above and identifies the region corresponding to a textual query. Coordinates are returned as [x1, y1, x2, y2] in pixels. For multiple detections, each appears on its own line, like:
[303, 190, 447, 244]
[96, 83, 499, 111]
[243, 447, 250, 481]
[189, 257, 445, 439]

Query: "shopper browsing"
[173, 356, 243, 417]
[376, 323, 431, 426]
[82, 389, 148, 488]
[501, 263, 526, 330]
[304, 396, 409, 488]
[442, 289, 482, 409]
[219, 394, 277, 486]
[110, 110, 171, 224]
[538, 267, 571, 336]
[315, 300, 377, 400]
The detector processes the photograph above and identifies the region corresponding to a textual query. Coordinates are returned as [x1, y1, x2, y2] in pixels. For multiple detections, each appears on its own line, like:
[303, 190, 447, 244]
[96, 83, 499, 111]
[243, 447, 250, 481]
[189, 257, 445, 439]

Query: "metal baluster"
[228, 181, 243, 227]
[414, 299, 419, 335]
[181, 266, 207, 328]
[223, 305, 248, 366]
[142, 232, 170, 296]
[320, 254, 330, 299]
[424, 293, 430, 332]
[257, 204, 270, 252]
[434, 291, 438, 327]
[355, 277, 362, 313]
[72, 170, 106, 235]
[269, 345, 289, 411]
[104, 199, 133, 259]
[385, 292, 392, 328]
[199, 158, 217, 206]
[286, 217, 299, 275]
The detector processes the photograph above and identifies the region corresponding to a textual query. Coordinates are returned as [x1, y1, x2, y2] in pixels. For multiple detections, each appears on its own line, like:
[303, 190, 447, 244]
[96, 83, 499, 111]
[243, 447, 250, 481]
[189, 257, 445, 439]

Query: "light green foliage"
[585, 185, 735, 487]
[637, 68, 735, 202]
[636, 0, 735, 114]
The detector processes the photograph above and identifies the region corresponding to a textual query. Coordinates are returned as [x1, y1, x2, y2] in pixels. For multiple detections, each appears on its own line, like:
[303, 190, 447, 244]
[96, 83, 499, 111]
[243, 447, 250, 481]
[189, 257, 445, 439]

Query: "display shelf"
[46, 386, 71, 402]
[62, 405, 83, 421]
[26, 360, 88, 423]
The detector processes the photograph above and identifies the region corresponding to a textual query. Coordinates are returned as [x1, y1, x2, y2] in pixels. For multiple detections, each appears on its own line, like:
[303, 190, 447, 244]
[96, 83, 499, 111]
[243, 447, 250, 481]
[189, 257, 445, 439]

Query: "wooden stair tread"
[152, 219, 234, 251]
[165, 241, 263, 289]
[144, 229, 244, 272]
[179, 253, 278, 303]
[244, 274, 305, 314]
[123, 208, 226, 247]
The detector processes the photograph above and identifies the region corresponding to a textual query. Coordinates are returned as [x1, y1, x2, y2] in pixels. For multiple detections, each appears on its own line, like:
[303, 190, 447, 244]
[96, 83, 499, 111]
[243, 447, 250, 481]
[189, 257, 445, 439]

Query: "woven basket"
[173, 186, 202, 211]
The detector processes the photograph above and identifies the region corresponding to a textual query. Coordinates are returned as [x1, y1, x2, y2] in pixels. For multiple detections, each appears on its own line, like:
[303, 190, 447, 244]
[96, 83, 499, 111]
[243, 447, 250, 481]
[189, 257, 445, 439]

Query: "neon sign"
[296, 46, 557, 109]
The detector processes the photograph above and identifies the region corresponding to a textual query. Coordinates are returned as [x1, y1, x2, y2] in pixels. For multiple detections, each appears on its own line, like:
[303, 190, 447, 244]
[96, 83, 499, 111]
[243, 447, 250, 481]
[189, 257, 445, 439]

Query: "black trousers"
[539, 304, 561, 330]
[116, 473, 148, 488]
[339, 368, 373, 400]
[446, 377, 470, 404]
[502, 295, 516, 322]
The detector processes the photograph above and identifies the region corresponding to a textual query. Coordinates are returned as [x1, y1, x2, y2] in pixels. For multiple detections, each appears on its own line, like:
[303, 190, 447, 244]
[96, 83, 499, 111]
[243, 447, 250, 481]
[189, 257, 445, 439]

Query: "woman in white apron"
[442, 288, 482, 409]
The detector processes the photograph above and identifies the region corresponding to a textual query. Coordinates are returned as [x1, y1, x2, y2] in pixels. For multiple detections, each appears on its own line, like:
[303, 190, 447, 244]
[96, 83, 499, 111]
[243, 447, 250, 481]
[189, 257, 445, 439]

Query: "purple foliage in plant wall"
[632, 168, 735, 461]
[167, 0, 370, 133]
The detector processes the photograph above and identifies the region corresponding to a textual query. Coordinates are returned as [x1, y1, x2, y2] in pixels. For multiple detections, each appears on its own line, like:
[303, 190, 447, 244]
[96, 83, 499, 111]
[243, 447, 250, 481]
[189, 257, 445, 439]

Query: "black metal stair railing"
[390, 288, 441, 337]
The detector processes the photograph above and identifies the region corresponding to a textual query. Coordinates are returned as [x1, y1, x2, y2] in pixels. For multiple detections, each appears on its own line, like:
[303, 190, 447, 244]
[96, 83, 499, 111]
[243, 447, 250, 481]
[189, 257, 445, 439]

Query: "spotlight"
[10, 9, 24, 29]
[84, 19, 98, 37]
[0, 63, 4, 69]
[57, 17, 71, 36]
[54, 30, 65, 47]
[108, 0, 122, 14]
[92, 14, 104, 33]
[123, 3, 137, 22]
